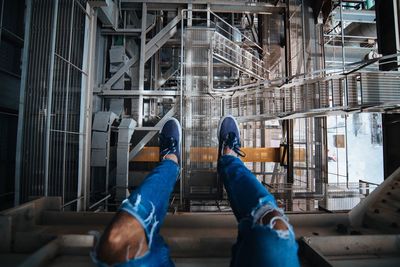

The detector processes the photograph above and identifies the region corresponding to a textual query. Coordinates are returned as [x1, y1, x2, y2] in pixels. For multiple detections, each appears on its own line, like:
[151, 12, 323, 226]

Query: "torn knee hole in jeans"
[269, 216, 292, 239]
[251, 200, 292, 239]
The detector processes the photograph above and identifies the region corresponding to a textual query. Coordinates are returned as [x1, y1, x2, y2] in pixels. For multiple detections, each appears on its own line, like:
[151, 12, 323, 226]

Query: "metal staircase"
[219, 70, 400, 123]
[212, 31, 267, 80]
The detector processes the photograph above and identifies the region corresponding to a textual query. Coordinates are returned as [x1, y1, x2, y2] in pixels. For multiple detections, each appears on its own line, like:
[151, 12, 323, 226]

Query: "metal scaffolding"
[13, 0, 400, 213]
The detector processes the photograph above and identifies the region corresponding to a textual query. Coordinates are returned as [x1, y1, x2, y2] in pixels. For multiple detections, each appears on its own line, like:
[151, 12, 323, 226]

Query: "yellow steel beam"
[131, 147, 306, 163]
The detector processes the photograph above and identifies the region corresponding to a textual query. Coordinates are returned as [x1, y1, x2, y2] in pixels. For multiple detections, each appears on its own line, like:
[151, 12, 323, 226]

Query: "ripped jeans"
[93, 156, 300, 267]
[219, 155, 300, 267]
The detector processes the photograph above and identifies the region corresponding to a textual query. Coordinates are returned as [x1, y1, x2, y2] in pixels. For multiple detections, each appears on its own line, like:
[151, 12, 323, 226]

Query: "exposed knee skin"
[250, 198, 294, 241]
[259, 209, 289, 230]
[97, 211, 149, 264]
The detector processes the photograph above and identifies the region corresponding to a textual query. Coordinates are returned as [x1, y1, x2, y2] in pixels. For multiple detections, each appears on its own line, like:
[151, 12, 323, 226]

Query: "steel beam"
[155, 66, 178, 90]
[78, 3, 97, 211]
[376, 0, 400, 71]
[99, 89, 179, 97]
[96, 0, 118, 28]
[131, 146, 307, 163]
[129, 106, 176, 160]
[145, 14, 181, 62]
[102, 55, 138, 90]
[19, 238, 60, 267]
[101, 13, 180, 92]
[121, 0, 284, 13]
[137, 3, 147, 127]
[332, 9, 376, 24]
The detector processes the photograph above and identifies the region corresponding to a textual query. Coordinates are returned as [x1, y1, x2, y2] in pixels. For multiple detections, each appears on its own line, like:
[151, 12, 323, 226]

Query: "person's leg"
[217, 115, 300, 267]
[93, 118, 181, 267]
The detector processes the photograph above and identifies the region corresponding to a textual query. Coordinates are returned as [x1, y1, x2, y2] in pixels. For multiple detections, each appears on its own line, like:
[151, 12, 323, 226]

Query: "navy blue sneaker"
[217, 115, 246, 160]
[159, 117, 181, 164]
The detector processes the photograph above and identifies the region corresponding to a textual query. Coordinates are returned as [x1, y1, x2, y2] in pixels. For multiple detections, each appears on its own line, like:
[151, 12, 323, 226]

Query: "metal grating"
[346, 74, 359, 107]
[332, 78, 344, 107]
[361, 72, 400, 105]
[19, 0, 87, 206]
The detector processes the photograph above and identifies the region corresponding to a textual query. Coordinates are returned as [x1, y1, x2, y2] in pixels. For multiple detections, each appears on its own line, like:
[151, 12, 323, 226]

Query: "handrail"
[181, 9, 264, 56]
[62, 196, 84, 209]
[89, 194, 112, 210]
[211, 52, 400, 94]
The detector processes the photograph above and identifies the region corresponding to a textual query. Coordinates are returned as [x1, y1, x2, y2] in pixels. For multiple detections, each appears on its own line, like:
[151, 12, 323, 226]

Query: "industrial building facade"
[0, 0, 400, 266]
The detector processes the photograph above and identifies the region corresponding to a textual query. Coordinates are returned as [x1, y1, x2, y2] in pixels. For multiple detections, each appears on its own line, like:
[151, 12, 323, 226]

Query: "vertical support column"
[260, 14, 269, 80]
[382, 114, 400, 178]
[339, 0, 346, 71]
[314, 117, 327, 195]
[285, 120, 294, 184]
[62, 0, 75, 207]
[207, 4, 212, 93]
[138, 3, 147, 127]
[377, 2, 400, 179]
[301, 0, 307, 75]
[179, 9, 184, 207]
[116, 119, 136, 202]
[376, 0, 400, 71]
[15, 0, 32, 205]
[207, 4, 210, 28]
[0, 0, 4, 44]
[183, 5, 193, 209]
[260, 120, 266, 183]
[284, 0, 292, 82]
[44, 0, 59, 197]
[305, 118, 310, 190]
[282, 119, 293, 211]
[77, 3, 97, 211]
[344, 115, 349, 187]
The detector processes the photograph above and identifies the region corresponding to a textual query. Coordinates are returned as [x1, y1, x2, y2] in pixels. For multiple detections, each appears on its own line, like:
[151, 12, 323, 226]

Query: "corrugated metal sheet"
[19, 0, 87, 206]
[361, 72, 400, 105]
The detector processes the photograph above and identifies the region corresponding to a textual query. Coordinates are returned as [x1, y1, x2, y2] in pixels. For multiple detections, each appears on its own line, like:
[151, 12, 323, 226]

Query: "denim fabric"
[92, 159, 179, 267]
[218, 155, 300, 267]
[93, 156, 300, 267]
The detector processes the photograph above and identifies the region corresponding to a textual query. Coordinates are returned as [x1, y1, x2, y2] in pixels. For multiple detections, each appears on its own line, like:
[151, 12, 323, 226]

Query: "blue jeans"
[93, 156, 300, 267]
[219, 156, 300, 267]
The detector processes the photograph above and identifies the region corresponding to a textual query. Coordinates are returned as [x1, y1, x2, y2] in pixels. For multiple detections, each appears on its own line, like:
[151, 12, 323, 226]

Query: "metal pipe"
[345, 115, 349, 187]
[73, 0, 89, 16]
[54, 52, 87, 75]
[137, 3, 147, 127]
[0, 110, 18, 117]
[15, 0, 32, 206]
[89, 194, 112, 210]
[179, 8, 184, 207]
[44, 0, 59, 197]
[62, 196, 84, 209]
[19, 238, 60, 267]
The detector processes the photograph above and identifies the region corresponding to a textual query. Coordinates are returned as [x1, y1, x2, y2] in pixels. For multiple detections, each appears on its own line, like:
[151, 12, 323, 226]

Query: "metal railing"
[260, 181, 378, 212]
[212, 31, 268, 79]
